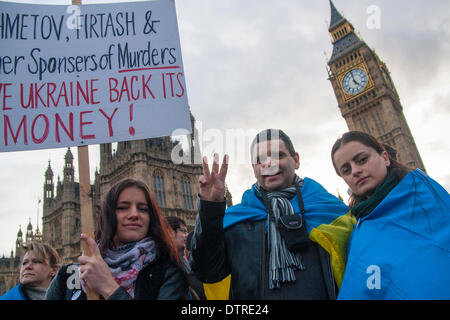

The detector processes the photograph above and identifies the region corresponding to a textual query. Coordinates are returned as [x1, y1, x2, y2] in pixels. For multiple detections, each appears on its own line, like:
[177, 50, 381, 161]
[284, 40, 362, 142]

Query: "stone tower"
[326, 0, 425, 170]
[42, 149, 85, 263]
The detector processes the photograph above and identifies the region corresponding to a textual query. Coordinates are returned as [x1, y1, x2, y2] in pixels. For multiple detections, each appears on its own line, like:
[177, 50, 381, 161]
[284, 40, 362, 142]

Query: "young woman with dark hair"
[331, 130, 413, 210]
[45, 178, 187, 300]
[331, 131, 450, 299]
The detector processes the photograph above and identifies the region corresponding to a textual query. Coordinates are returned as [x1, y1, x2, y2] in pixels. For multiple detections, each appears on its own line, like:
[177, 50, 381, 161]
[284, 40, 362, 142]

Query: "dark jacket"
[0, 284, 28, 300]
[45, 256, 188, 300]
[191, 199, 337, 300]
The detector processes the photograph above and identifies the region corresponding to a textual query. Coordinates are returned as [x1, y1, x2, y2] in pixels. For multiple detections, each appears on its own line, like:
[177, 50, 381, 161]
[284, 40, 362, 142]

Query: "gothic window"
[181, 176, 194, 211]
[358, 118, 371, 133]
[152, 170, 166, 208]
[72, 218, 81, 237]
[372, 112, 382, 135]
[363, 118, 371, 134]
[0, 278, 6, 295]
[374, 110, 385, 135]
[54, 217, 61, 245]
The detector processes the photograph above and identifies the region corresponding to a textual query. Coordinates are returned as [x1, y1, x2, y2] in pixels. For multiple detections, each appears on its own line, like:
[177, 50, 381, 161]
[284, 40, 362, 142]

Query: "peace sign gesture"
[199, 153, 229, 202]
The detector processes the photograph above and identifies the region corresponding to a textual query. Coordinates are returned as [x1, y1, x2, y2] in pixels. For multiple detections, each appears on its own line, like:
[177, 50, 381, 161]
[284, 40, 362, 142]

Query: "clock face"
[342, 68, 368, 95]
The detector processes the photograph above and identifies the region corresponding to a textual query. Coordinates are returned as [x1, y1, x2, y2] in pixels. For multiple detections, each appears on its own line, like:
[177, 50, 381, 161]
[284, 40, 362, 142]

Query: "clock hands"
[350, 71, 361, 86]
[343, 69, 367, 95]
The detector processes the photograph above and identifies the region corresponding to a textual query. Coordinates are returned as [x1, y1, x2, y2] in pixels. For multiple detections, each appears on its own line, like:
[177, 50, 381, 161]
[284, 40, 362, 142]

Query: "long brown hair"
[95, 178, 180, 265]
[331, 131, 413, 208]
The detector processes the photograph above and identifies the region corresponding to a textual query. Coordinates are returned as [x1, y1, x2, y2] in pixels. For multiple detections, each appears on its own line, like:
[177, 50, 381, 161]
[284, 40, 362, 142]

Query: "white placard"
[0, 0, 191, 152]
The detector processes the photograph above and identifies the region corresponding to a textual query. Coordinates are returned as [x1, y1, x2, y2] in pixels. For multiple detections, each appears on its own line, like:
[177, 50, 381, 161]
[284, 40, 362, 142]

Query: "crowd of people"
[1, 129, 449, 300]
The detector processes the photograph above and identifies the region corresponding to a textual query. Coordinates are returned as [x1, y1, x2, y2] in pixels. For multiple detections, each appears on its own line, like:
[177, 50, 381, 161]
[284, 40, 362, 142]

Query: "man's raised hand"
[199, 153, 229, 202]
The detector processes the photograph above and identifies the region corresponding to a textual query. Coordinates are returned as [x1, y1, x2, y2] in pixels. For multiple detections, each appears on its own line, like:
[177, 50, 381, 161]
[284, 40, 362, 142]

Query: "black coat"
[190, 198, 337, 300]
[45, 256, 187, 300]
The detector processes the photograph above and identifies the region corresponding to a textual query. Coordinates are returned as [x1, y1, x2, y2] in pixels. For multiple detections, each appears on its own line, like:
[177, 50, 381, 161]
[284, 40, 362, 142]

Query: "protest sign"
[0, 0, 191, 152]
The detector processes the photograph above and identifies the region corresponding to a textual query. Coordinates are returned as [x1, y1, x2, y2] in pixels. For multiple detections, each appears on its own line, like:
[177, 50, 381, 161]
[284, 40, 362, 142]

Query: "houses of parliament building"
[0, 1, 425, 295]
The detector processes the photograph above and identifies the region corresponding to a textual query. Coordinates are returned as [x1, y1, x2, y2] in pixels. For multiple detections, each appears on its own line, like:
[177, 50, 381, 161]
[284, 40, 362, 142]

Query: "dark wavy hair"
[165, 216, 187, 232]
[331, 131, 413, 207]
[95, 178, 180, 265]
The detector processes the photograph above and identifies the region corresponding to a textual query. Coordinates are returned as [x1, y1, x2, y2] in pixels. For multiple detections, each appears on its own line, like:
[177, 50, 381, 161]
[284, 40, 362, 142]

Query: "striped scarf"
[255, 176, 305, 289]
[103, 237, 157, 298]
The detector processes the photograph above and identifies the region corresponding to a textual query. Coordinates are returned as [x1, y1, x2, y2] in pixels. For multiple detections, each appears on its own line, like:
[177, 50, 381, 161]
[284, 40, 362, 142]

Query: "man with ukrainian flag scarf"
[190, 129, 355, 300]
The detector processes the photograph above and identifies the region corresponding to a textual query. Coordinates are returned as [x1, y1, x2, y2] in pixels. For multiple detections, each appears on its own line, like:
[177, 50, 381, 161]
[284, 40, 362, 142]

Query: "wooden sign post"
[73, 0, 98, 301]
[77, 145, 99, 300]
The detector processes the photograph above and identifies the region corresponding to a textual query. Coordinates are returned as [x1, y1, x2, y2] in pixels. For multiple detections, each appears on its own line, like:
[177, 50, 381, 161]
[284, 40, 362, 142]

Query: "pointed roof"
[45, 160, 53, 177]
[64, 147, 74, 162]
[328, 0, 345, 31]
[327, 1, 363, 64]
[17, 225, 23, 237]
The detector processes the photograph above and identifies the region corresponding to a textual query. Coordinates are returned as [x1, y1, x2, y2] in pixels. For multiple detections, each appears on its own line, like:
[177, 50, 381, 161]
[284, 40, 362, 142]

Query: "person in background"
[331, 131, 450, 299]
[185, 231, 194, 261]
[0, 242, 60, 300]
[165, 216, 189, 269]
[45, 178, 187, 300]
[165, 216, 206, 300]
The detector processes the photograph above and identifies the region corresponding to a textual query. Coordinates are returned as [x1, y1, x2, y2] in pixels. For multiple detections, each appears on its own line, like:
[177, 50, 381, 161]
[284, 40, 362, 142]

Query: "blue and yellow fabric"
[0, 284, 27, 300]
[338, 169, 450, 299]
[202, 177, 355, 300]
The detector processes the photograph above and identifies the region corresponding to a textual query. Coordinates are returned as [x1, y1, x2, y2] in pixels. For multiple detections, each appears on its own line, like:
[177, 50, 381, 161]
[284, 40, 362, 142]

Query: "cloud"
[440, 174, 450, 192]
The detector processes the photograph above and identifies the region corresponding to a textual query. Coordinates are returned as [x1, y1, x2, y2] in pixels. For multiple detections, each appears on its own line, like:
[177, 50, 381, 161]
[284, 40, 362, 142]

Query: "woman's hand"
[78, 234, 120, 299]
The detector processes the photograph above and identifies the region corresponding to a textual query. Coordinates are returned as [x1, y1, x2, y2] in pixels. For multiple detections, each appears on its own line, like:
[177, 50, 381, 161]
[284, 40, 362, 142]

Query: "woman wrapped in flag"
[331, 131, 450, 299]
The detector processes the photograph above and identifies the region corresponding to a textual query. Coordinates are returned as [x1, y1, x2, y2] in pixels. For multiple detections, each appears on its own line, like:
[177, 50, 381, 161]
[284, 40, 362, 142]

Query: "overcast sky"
[0, 0, 449, 256]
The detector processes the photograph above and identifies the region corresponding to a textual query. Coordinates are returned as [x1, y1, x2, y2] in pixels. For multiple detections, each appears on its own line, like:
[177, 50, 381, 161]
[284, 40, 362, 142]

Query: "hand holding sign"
[78, 233, 120, 300]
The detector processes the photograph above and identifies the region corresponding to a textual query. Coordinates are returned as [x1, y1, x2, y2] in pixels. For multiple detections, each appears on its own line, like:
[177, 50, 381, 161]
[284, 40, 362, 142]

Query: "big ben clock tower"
[326, 0, 425, 171]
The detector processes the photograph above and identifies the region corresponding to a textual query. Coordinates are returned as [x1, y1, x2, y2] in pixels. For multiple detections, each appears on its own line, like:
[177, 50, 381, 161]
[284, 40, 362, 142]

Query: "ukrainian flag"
[202, 177, 355, 300]
[338, 169, 450, 299]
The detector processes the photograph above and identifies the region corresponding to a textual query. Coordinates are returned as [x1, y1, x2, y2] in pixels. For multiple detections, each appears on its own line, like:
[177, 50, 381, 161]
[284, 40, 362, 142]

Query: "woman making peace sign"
[45, 178, 187, 300]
